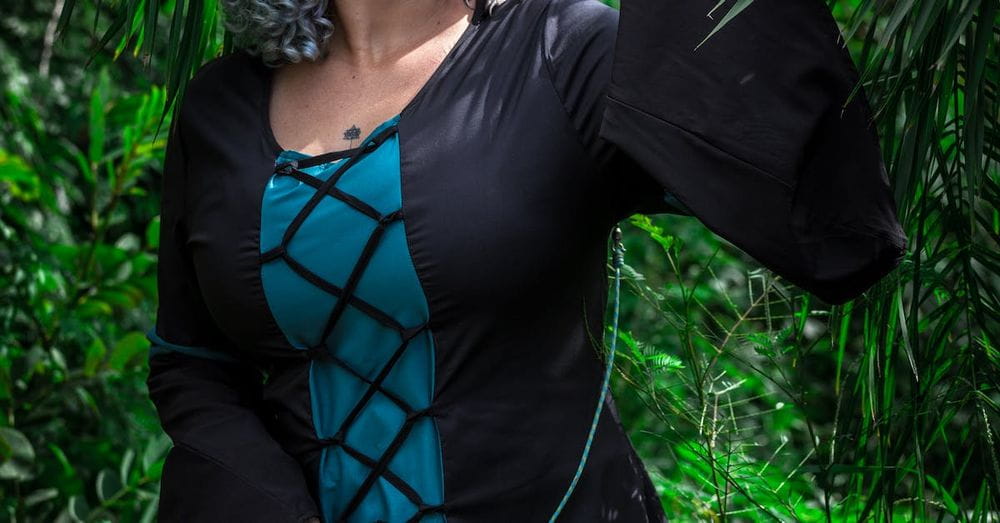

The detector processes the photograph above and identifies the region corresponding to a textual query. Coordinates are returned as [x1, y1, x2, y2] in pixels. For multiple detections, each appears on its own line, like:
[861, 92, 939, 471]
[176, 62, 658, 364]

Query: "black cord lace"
[265, 122, 447, 522]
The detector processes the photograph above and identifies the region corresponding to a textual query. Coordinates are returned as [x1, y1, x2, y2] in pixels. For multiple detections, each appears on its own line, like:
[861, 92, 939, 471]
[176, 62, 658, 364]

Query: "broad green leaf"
[109, 331, 151, 370]
[0, 427, 36, 481]
[96, 467, 123, 502]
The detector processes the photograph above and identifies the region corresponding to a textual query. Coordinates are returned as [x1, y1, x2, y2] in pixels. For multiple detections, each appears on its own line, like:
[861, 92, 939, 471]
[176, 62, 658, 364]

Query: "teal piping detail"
[548, 224, 625, 521]
[145, 327, 242, 363]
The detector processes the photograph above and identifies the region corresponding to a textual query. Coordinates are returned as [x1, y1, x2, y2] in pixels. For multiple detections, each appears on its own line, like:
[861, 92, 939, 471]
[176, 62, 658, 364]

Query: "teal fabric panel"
[259, 113, 445, 522]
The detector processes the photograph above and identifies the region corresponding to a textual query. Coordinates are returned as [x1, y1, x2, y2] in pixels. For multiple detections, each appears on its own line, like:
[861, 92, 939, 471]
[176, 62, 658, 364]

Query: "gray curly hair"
[220, 0, 335, 66]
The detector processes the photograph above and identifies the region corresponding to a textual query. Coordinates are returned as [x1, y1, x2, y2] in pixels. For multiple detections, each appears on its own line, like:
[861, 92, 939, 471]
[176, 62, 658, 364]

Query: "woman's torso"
[170, 0, 667, 520]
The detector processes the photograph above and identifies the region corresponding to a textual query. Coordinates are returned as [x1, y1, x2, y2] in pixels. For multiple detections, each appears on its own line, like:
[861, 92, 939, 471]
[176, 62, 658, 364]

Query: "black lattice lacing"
[262, 122, 448, 521]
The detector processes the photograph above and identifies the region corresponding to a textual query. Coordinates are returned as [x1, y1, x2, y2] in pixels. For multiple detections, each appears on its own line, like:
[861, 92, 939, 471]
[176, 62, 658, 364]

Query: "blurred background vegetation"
[0, 0, 997, 521]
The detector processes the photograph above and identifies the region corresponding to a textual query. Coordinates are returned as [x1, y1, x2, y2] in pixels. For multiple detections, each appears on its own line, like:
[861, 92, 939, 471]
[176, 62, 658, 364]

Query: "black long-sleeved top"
[144, 0, 907, 521]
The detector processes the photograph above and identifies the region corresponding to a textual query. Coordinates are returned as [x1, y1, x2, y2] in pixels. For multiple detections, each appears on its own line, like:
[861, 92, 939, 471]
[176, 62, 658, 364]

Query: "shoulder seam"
[538, 0, 604, 171]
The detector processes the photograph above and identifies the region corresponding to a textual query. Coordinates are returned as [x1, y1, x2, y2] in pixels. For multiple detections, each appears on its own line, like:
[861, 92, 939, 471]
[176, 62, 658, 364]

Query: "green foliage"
[56, 0, 228, 122]
[0, 0, 996, 521]
[1, 3, 179, 518]
[607, 1, 1000, 521]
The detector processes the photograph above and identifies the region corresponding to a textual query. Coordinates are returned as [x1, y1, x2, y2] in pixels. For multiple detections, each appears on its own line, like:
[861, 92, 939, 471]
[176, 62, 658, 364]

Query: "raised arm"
[145, 94, 319, 522]
[544, 0, 908, 304]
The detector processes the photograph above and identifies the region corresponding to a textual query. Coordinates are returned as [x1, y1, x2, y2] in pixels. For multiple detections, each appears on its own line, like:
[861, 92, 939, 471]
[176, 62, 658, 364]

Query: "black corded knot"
[415, 502, 448, 515]
[275, 159, 298, 175]
[406, 404, 437, 422]
[304, 344, 331, 361]
[259, 244, 285, 263]
[318, 433, 343, 447]
[400, 322, 427, 342]
[377, 209, 402, 227]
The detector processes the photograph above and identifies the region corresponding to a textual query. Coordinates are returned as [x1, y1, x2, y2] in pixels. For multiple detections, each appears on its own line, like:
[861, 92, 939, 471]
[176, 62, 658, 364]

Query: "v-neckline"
[276, 113, 402, 166]
[260, 10, 481, 159]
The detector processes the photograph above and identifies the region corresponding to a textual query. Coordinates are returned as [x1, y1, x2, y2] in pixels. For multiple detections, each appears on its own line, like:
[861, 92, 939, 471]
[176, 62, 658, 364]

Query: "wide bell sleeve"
[545, 0, 908, 305]
[144, 103, 320, 522]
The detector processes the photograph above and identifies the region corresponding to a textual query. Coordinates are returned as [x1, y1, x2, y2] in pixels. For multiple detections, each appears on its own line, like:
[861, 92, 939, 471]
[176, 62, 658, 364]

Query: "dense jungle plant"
[1, 2, 181, 519]
[1, 72, 176, 523]
[609, 1, 1000, 520]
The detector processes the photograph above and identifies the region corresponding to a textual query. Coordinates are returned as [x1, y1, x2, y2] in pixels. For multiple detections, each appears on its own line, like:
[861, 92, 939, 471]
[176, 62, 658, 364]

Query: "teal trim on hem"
[145, 327, 242, 363]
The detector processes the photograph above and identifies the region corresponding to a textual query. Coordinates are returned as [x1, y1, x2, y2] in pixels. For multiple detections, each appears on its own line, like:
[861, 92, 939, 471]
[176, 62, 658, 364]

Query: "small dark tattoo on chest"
[343, 125, 361, 146]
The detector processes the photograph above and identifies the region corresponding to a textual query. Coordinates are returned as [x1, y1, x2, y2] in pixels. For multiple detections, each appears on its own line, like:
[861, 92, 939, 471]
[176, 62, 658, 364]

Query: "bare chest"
[267, 24, 469, 155]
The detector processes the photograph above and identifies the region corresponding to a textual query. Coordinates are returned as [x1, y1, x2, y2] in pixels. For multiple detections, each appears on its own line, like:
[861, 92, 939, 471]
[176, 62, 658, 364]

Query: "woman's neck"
[326, 0, 472, 67]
